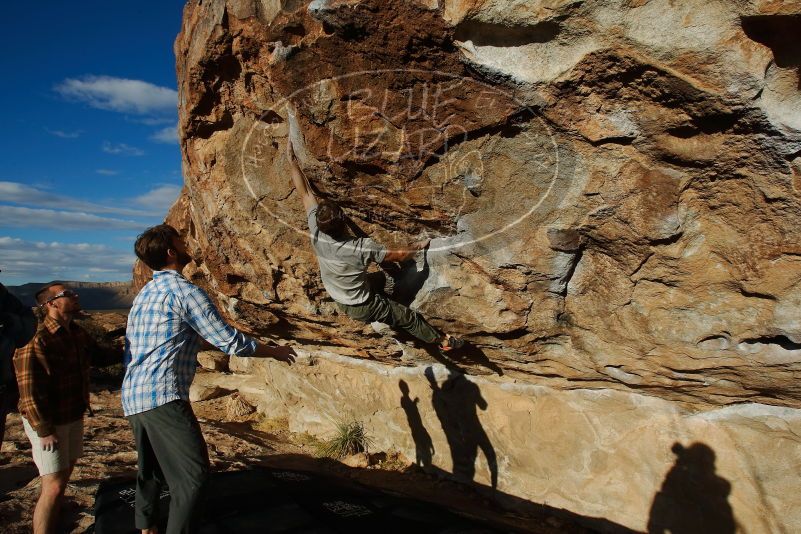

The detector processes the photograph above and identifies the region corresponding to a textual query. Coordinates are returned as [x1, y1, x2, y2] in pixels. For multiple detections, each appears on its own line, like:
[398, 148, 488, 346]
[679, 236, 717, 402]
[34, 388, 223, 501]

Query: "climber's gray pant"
[337, 291, 441, 344]
[127, 400, 209, 534]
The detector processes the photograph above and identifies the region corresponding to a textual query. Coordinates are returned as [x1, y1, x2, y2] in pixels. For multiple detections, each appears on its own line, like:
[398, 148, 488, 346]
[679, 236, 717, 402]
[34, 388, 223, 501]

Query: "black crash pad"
[92, 468, 513, 533]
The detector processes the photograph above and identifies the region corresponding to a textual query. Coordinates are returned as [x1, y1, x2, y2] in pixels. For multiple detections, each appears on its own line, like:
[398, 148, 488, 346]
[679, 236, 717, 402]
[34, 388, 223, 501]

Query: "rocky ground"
[0, 374, 583, 534]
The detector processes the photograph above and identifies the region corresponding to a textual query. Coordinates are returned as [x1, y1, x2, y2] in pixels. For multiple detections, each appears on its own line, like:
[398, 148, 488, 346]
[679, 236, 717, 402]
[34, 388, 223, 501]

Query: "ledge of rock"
[198, 349, 801, 532]
[197, 349, 230, 372]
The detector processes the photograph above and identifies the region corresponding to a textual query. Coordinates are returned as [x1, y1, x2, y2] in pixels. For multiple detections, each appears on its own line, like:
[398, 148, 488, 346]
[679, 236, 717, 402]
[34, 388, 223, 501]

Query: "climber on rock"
[285, 134, 464, 354]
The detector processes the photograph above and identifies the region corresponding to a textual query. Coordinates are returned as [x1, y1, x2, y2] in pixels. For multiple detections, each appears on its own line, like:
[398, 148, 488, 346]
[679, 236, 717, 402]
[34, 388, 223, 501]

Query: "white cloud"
[150, 125, 179, 144]
[102, 141, 145, 156]
[0, 181, 150, 217]
[55, 75, 177, 115]
[0, 236, 135, 282]
[45, 127, 83, 139]
[133, 185, 182, 213]
[95, 169, 119, 176]
[0, 206, 144, 230]
[130, 116, 175, 126]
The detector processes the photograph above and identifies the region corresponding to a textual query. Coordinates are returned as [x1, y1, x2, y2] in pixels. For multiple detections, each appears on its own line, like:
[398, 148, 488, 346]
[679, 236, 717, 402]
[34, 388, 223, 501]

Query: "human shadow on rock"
[260, 452, 640, 533]
[647, 442, 736, 534]
[399, 379, 435, 468]
[381, 255, 430, 307]
[436, 342, 504, 376]
[424, 366, 498, 489]
[392, 329, 503, 377]
[369, 242, 503, 376]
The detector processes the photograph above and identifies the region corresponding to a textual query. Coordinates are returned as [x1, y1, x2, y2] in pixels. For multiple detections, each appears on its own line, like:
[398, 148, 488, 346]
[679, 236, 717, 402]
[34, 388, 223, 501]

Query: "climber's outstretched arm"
[286, 136, 318, 213]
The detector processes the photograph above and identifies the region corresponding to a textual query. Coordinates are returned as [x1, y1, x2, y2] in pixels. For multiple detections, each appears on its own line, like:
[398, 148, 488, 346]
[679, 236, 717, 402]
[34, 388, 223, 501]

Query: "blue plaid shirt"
[121, 270, 257, 416]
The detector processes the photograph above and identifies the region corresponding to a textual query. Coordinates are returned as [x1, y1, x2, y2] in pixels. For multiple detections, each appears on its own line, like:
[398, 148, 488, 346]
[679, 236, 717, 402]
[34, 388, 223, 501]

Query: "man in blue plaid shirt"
[122, 224, 292, 534]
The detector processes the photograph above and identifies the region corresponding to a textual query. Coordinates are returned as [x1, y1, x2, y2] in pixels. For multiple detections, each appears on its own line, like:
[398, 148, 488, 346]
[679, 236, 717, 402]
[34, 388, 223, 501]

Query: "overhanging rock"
[134, 1, 801, 530]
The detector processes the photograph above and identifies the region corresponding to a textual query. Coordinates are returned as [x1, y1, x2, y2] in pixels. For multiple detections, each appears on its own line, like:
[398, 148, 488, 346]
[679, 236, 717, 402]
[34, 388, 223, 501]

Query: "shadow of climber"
[647, 442, 736, 534]
[365, 247, 429, 308]
[424, 367, 498, 489]
[382, 253, 430, 307]
[435, 342, 504, 376]
[399, 379, 435, 468]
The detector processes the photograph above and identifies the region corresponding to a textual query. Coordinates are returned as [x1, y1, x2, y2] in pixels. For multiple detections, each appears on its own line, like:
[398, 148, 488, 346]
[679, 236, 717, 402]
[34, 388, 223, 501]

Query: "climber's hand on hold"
[286, 134, 297, 162]
[252, 343, 296, 365]
[411, 238, 430, 251]
[384, 239, 429, 263]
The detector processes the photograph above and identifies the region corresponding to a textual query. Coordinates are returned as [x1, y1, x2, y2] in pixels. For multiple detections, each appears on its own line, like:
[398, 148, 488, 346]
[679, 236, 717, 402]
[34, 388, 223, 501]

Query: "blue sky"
[0, 1, 187, 285]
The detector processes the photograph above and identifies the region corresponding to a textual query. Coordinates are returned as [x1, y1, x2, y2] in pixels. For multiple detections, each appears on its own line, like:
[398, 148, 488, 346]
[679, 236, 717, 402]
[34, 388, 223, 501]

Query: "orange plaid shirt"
[13, 316, 91, 437]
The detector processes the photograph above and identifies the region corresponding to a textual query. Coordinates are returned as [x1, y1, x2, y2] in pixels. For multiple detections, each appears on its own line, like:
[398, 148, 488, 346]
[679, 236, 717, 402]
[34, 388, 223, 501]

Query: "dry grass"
[374, 450, 411, 471]
[252, 416, 290, 434]
[226, 394, 256, 420]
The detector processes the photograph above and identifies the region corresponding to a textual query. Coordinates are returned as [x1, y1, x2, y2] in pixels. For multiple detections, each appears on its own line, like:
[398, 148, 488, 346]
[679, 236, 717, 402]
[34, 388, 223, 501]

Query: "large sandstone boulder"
[197, 349, 231, 371]
[158, 0, 801, 408]
[134, 0, 801, 530]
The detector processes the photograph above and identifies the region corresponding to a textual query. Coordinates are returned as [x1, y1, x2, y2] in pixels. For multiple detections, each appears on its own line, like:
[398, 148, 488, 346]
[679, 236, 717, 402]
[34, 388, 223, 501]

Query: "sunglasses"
[42, 289, 79, 306]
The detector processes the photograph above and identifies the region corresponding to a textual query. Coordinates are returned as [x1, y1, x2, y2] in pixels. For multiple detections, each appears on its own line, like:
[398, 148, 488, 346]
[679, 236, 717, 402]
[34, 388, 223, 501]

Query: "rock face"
[197, 349, 231, 371]
[167, 0, 801, 407]
[221, 351, 801, 533]
[75, 311, 127, 367]
[160, 0, 801, 530]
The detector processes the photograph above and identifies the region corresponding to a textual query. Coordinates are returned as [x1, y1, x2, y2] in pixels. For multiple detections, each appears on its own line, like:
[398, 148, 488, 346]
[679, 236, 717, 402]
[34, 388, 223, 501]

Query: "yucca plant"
[315, 420, 373, 459]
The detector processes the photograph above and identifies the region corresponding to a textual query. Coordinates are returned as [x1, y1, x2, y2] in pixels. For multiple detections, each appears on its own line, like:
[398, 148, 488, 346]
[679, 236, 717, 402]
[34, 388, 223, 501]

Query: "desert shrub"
[315, 420, 373, 459]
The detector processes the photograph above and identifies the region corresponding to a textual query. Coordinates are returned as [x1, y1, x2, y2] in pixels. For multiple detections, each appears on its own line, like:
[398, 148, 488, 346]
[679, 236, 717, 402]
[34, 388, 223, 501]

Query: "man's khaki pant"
[22, 417, 83, 476]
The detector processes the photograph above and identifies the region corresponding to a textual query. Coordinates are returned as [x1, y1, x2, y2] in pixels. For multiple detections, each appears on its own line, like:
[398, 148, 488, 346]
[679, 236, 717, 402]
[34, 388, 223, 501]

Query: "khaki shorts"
[22, 417, 84, 476]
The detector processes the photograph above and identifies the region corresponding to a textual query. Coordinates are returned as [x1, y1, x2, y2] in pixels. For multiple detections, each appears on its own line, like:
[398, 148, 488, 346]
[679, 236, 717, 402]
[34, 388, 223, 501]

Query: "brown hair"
[316, 199, 346, 237]
[35, 282, 63, 306]
[134, 224, 180, 270]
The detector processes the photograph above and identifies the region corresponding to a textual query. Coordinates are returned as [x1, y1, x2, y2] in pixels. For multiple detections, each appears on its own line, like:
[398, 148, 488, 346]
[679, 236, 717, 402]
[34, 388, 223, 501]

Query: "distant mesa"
[8, 280, 135, 311]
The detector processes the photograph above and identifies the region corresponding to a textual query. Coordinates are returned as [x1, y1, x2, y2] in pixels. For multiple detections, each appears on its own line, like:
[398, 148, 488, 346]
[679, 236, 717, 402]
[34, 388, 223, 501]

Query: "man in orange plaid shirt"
[14, 282, 90, 534]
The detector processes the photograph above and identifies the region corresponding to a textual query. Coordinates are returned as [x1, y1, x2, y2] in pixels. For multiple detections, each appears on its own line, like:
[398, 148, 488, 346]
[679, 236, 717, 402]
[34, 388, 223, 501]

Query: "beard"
[61, 298, 81, 315]
[177, 250, 193, 268]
